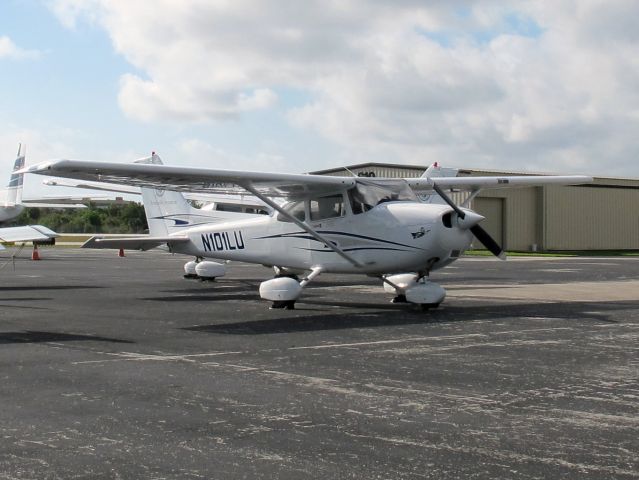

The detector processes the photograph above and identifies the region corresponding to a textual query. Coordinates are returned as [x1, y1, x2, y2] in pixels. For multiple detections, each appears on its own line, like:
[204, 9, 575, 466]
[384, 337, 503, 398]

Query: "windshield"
[348, 179, 417, 214]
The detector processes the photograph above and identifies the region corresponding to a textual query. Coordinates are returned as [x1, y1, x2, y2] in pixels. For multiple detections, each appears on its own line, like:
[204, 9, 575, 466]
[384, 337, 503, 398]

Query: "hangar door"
[471, 197, 504, 250]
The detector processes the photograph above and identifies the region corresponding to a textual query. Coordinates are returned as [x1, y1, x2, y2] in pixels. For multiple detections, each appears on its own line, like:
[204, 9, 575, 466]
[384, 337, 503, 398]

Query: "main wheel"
[420, 303, 441, 311]
[391, 294, 408, 303]
[271, 300, 296, 310]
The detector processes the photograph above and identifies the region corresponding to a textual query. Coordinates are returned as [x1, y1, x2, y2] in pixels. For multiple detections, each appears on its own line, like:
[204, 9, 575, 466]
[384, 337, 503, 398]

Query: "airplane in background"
[1, 144, 88, 219]
[20, 153, 592, 309]
[0, 145, 59, 247]
[41, 174, 271, 214]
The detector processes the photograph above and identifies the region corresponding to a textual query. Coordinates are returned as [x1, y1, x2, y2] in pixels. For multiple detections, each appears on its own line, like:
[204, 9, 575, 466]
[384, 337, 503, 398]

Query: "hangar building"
[311, 163, 639, 252]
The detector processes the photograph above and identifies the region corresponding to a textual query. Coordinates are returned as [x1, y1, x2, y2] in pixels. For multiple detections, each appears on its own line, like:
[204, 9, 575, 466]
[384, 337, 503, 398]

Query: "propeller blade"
[470, 225, 506, 260]
[430, 182, 466, 219]
[432, 180, 506, 260]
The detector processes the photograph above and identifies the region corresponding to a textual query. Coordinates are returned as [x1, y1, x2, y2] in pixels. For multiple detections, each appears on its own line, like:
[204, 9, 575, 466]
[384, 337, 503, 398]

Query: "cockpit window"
[309, 194, 345, 221]
[277, 201, 306, 222]
[348, 179, 417, 214]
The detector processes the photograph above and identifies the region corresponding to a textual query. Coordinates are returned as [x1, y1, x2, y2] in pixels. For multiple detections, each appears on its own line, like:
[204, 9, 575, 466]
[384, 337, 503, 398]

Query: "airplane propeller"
[430, 182, 506, 260]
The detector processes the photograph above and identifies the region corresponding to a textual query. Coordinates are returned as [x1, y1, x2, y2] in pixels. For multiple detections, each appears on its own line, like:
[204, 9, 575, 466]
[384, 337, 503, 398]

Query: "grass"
[466, 249, 639, 257]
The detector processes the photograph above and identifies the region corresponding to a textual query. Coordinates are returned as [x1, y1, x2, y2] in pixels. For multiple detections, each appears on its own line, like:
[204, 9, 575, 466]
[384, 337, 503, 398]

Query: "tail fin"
[420, 162, 459, 205]
[421, 162, 458, 179]
[135, 152, 259, 236]
[134, 153, 199, 236]
[5, 144, 25, 205]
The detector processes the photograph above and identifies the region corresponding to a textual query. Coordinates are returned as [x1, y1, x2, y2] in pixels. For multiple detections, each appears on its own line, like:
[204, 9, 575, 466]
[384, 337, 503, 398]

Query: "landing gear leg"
[260, 267, 323, 310]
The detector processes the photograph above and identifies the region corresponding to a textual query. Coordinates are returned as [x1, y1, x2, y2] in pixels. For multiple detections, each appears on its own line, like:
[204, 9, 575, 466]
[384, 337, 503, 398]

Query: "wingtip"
[15, 161, 52, 175]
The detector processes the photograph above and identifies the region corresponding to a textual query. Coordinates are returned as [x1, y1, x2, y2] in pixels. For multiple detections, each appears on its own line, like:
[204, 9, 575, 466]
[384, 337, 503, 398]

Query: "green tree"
[7, 203, 148, 234]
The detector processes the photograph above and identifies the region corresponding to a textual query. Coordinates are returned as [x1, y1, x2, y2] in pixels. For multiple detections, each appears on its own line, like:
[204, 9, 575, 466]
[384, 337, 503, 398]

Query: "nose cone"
[457, 210, 484, 229]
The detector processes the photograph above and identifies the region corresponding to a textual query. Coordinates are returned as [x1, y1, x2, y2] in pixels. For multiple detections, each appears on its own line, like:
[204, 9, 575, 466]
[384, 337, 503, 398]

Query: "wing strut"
[242, 182, 364, 269]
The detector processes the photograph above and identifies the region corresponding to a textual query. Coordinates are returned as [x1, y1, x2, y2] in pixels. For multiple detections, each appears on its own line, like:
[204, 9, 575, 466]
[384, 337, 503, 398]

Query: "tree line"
[10, 203, 148, 234]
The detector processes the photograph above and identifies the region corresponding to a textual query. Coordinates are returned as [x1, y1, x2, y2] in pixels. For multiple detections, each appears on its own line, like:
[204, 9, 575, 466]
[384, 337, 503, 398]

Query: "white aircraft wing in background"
[42, 177, 270, 211]
[19, 198, 87, 208]
[42, 178, 141, 195]
[0, 225, 58, 243]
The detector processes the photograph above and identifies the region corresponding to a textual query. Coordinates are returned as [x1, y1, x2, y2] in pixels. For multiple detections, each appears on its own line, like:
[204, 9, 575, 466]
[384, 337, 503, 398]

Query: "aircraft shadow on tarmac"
[143, 293, 260, 302]
[182, 300, 624, 335]
[0, 285, 104, 292]
[0, 330, 133, 345]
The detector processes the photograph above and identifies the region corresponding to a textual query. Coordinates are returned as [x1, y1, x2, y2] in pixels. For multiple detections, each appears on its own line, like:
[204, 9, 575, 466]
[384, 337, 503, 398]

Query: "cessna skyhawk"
[20, 154, 592, 309]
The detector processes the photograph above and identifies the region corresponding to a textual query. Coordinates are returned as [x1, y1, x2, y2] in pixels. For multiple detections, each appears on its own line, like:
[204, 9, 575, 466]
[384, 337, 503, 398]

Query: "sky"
[1, 0, 639, 197]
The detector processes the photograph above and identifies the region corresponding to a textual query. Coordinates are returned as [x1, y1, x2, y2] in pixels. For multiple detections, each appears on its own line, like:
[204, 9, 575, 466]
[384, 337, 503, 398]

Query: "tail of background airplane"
[135, 152, 263, 236]
[419, 162, 459, 205]
[1, 144, 25, 206]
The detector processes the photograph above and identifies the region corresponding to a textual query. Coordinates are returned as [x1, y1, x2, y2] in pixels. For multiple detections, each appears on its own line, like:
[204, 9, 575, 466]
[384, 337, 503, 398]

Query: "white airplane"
[0, 145, 58, 246]
[20, 153, 592, 309]
[1, 144, 87, 218]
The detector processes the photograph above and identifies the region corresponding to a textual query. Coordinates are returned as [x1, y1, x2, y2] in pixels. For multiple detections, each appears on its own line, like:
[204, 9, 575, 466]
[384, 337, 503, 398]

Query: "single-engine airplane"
[1, 145, 58, 246]
[20, 153, 592, 309]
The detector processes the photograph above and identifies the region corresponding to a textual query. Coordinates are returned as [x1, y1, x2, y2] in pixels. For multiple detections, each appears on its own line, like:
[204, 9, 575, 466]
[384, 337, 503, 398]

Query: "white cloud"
[0, 36, 41, 60]
[48, 0, 639, 176]
[177, 137, 288, 172]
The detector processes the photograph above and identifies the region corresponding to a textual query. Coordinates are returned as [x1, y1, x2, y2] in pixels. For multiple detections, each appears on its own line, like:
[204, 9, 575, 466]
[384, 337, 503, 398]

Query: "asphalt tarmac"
[1, 248, 638, 479]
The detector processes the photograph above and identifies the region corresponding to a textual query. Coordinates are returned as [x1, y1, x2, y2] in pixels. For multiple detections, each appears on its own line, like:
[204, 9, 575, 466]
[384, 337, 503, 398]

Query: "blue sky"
[2, 1, 639, 197]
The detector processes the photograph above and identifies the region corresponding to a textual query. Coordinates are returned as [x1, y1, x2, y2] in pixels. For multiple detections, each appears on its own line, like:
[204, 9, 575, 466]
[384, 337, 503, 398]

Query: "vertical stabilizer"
[134, 152, 257, 236]
[6, 144, 26, 205]
[135, 153, 199, 236]
[420, 162, 459, 205]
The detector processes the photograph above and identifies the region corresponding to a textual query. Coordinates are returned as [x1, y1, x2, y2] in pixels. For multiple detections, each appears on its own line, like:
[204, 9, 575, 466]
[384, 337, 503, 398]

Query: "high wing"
[0, 225, 58, 243]
[21, 159, 356, 199]
[20, 159, 591, 198]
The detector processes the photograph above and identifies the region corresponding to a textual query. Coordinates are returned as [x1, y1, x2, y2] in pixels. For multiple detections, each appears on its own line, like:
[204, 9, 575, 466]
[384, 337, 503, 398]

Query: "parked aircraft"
[1, 145, 87, 219]
[0, 145, 58, 245]
[20, 153, 592, 308]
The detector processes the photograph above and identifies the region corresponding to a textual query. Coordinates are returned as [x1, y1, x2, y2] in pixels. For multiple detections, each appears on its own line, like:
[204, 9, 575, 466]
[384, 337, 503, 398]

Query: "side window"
[309, 194, 345, 221]
[277, 201, 306, 222]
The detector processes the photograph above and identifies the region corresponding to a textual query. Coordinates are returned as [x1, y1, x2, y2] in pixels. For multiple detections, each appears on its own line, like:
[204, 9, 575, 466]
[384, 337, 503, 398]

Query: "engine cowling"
[259, 277, 302, 301]
[195, 261, 227, 281]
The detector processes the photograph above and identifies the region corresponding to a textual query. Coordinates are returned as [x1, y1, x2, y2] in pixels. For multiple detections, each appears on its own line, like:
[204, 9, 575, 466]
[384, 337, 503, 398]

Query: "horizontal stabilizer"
[82, 235, 189, 251]
[0, 225, 58, 243]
